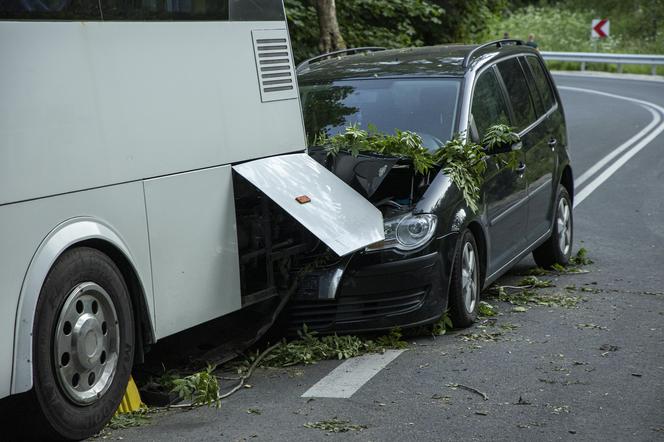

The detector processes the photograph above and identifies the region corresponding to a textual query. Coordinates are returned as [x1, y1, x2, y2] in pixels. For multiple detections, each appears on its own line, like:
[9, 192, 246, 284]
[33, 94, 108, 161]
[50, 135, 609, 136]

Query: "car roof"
[297, 42, 539, 83]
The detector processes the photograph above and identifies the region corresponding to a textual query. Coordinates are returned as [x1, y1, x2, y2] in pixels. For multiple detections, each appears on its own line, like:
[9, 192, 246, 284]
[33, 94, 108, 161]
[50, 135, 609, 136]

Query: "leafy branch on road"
[242, 325, 407, 369]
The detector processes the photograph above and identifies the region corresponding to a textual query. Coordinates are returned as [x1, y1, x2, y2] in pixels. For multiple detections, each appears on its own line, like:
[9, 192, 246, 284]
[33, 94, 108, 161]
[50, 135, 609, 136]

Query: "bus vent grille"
[252, 29, 298, 103]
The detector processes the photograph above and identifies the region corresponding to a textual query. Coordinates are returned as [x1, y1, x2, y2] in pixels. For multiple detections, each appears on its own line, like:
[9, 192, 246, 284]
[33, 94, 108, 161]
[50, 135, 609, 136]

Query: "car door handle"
[548, 138, 557, 150]
[516, 162, 526, 174]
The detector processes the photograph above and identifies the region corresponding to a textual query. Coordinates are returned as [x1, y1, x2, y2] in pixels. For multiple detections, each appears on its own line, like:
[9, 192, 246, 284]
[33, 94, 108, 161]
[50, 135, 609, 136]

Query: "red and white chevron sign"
[591, 18, 610, 38]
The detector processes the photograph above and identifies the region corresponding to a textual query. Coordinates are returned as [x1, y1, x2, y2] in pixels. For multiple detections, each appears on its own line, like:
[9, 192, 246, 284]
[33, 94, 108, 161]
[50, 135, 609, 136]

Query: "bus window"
[0, 0, 101, 20]
[100, 0, 229, 21]
[229, 0, 284, 21]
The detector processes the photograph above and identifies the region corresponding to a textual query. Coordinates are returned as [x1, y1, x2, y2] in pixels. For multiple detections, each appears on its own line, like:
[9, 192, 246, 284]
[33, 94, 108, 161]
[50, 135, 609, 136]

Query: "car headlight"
[367, 213, 437, 251]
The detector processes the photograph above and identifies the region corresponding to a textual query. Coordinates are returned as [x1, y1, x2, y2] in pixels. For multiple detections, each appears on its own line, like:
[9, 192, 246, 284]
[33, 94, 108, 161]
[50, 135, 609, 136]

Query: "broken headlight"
[367, 213, 437, 251]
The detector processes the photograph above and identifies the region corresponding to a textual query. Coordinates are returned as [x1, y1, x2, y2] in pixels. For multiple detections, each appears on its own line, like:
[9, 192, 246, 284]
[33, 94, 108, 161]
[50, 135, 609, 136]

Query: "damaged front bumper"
[286, 232, 458, 334]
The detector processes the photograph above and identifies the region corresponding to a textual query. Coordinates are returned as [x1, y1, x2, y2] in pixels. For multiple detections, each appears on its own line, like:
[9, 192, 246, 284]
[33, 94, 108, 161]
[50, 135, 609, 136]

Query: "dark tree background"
[286, 0, 664, 64]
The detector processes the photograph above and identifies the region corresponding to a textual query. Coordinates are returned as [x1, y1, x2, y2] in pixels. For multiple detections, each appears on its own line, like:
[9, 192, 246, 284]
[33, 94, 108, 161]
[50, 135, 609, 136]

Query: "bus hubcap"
[54, 282, 120, 405]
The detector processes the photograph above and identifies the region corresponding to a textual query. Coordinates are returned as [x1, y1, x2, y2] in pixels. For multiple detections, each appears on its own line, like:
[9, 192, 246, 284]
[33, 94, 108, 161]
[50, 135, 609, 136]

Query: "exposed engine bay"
[233, 171, 341, 306]
[308, 146, 437, 217]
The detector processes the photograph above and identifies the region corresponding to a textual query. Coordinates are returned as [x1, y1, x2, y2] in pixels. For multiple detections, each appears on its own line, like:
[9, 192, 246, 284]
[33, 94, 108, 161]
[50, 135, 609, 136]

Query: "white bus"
[0, 1, 382, 438]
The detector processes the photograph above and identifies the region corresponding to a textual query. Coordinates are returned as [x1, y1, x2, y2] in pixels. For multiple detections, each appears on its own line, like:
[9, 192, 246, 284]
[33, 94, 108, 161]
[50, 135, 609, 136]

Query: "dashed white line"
[301, 350, 405, 398]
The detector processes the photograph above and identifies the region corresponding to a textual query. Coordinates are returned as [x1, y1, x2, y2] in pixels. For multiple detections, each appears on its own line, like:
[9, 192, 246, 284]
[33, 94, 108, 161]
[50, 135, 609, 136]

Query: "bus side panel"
[0, 182, 153, 397]
[144, 165, 242, 339]
[0, 21, 305, 206]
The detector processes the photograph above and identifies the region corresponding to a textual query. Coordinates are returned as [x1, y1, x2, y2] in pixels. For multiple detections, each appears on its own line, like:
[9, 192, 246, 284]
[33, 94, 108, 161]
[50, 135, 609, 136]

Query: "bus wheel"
[30, 247, 135, 440]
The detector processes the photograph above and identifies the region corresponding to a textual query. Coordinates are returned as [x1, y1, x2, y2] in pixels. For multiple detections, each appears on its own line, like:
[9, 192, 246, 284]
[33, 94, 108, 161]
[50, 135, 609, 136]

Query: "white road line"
[558, 86, 664, 207]
[574, 121, 664, 207]
[575, 105, 660, 187]
[301, 350, 405, 398]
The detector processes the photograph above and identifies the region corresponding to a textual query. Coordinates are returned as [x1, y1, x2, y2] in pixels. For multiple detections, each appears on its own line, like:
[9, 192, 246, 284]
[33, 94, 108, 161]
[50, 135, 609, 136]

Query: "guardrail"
[540, 51, 664, 76]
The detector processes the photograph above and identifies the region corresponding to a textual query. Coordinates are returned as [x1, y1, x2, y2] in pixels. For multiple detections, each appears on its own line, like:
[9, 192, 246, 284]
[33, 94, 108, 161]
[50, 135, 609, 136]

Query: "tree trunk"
[314, 0, 346, 54]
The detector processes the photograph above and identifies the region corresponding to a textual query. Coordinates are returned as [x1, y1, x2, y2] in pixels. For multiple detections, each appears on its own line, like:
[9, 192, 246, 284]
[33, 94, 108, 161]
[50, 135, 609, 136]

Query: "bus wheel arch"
[12, 218, 154, 396]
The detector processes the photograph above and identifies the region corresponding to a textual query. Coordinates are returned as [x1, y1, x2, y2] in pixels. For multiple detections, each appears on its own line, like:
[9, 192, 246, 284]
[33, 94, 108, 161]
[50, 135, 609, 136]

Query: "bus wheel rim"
[54, 282, 120, 405]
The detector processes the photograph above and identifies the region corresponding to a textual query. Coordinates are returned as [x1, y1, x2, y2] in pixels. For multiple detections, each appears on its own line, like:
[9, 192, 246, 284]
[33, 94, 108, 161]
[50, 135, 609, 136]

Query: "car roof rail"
[462, 39, 525, 68]
[296, 47, 387, 73]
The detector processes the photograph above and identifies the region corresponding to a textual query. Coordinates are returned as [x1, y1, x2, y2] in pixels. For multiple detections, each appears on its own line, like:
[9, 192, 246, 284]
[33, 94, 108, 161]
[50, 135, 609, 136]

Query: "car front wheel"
[449, 229, 480, 328]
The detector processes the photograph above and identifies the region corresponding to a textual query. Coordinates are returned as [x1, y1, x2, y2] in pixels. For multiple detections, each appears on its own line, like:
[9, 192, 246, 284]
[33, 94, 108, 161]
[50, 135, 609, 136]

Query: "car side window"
[470, 68, 511, 141]
[526, 56, 556, 111]
[496, 58, 536, 131]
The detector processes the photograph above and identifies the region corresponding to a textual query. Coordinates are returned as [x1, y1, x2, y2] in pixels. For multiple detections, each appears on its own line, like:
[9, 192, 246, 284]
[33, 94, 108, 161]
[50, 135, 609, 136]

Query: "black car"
[288, 40, 573, 332]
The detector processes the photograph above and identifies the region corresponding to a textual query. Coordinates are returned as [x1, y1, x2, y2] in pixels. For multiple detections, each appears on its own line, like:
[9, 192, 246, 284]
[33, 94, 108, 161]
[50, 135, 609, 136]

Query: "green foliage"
[170, 364, 221, 408]
[254, 325, 408, 368]
[481, 3, 663, 75]
[518, 276, 554, 288]
[569, 247, 593, 266]
[431, 311, 454, 335]
[320, 124, 520, 212]
[106, 409, 151, 430]
[304, 418, 367, 432]
[491, 287, 582, 308]
[478, 301, 498, 317]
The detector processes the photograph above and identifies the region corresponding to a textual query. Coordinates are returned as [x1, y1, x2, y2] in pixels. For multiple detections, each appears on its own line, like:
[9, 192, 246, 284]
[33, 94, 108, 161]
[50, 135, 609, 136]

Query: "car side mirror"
[485, 140, 522, 155]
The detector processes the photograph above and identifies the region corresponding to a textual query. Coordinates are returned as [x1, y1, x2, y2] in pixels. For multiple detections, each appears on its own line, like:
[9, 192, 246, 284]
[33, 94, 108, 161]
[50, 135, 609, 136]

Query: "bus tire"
[20, 247, 135, 440]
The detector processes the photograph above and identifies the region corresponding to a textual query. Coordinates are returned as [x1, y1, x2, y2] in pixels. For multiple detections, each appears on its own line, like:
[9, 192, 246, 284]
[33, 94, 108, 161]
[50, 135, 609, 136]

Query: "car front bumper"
[286, 233, 458, 334]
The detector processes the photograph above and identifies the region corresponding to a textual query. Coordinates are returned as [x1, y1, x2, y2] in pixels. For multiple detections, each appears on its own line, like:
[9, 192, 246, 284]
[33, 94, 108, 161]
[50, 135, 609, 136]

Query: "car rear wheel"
[449, 229, 480, 328]
[9, 247, 135, 440]
[533, 186, 573, 268]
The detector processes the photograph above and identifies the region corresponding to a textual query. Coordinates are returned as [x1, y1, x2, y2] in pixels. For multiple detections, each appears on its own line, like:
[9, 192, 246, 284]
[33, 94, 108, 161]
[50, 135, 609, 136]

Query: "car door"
[470, 66, 527, 274]
[522, 55, 560, 242]
[495, 57, 546, 248]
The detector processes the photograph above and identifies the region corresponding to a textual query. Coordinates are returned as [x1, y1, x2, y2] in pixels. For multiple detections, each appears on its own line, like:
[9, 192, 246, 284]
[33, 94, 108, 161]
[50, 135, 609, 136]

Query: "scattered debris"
[478, 301, 498, 317]
[576, 323, 607, 330]
[303, 418, 367, 433]
[245, 326, 407, 369]
[515, 396, 531, 405]
[171, 364, 221, 408]
[459, 330, 503, 342]
[599, 344, 619, 353]
[490, 285, 582, 308]
[431, 311, 454, 336]
[106, 409, 152, 430]
[447, 383, 488, 400]
[246, 408, 262, 415]
[517, 276, 554, 288]
[569, 248, 593, 266]
[550, 405, 571, 414]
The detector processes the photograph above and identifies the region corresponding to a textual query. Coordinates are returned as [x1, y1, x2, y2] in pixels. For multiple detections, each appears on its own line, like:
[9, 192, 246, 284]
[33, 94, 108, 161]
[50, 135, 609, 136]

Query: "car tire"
[533, 186, 573, 268]
[9, 247, 135, 440]
[449, 229, 480, 328]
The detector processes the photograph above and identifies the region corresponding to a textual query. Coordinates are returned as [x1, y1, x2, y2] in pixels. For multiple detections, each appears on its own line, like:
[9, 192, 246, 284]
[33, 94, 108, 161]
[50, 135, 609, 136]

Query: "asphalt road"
[109, 74, 664, 442]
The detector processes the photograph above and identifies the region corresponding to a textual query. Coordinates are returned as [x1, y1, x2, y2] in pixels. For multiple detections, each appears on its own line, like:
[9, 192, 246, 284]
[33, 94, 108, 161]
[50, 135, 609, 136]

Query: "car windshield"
[300, 78, 461, 150]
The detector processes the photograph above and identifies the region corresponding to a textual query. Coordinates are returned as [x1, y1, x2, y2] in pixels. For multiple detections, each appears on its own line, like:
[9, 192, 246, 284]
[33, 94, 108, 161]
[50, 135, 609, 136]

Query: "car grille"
[287, 288, 427, 332]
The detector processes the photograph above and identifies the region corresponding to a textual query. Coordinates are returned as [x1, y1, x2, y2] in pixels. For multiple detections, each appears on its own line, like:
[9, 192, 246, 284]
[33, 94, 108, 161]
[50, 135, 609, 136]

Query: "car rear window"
[300, 78, 461, 150]
[525, 56, 556, 111]
[496, 58, 537, 131]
